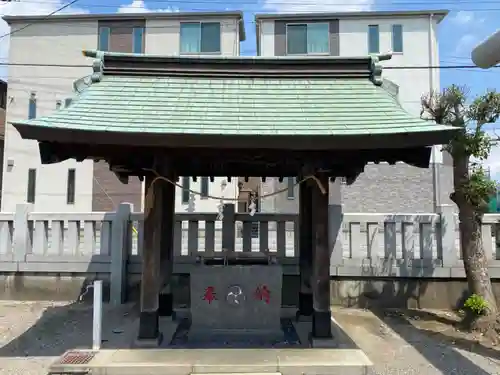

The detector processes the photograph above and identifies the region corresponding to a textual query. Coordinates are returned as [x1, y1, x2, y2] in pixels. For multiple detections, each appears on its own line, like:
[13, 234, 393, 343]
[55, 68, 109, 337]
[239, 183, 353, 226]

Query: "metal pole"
[92, 280, 103, 351]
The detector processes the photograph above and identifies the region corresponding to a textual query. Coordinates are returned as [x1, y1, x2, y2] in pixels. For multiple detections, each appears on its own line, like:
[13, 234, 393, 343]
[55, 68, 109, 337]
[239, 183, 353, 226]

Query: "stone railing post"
[110, 203, 132, 306]
[438, 204, 458, 267]
[328, 179, 343, 268]
[221, 203, 235, 252]
[13, 204, 32, 264]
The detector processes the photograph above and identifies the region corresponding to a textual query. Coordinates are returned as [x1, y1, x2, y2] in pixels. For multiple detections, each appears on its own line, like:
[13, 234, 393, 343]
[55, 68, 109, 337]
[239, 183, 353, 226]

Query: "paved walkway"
[333, 307, 500, 375]
[0, 301, 498, 374]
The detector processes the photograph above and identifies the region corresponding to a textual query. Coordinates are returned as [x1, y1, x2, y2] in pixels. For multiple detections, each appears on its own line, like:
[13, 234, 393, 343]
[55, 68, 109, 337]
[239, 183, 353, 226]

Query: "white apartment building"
[1, 11, 244, 213]
[255, 10, 454, 213]
[2, 9, 453, 214]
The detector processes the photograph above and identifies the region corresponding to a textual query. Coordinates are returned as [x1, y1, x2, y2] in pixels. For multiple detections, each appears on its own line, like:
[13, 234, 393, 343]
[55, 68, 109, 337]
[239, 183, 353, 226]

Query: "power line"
[5, 0, 500, 9]
[0, 0, 81, 40]
[2, 0, 500, 15]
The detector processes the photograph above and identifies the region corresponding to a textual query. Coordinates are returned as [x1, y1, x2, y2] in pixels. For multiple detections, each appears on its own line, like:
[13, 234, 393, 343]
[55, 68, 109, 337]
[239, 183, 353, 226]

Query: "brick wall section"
[264, 161, 455, 214]
[98, 20, 146, 53]
[92, 161, 142, 211]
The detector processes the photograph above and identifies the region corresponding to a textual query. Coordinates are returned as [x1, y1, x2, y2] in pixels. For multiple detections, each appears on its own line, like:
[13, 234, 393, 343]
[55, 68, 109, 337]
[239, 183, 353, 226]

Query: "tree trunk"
[453, 154, 498, 324]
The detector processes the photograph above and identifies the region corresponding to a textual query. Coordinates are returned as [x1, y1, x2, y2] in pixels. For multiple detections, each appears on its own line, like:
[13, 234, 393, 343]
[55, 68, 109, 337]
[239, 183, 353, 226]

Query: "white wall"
[259, 15, 442, 164]
[174, 178, 239, 213]
[146, 17, 240, 56]
[338, 16, 440, 116]
[258, 20, 275, 56]
[2, 20, 97, 212]
[3, 16, 242, 213]
[339, 16, 442, 163]
[259, 15, 440, 114]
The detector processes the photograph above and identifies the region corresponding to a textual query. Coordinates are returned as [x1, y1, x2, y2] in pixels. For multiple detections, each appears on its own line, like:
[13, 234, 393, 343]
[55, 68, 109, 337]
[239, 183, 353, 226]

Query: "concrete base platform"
[48, 348, 372, 375]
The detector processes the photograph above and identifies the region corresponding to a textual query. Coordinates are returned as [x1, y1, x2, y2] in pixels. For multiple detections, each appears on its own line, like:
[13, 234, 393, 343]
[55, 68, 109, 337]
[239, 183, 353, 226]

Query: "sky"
[0, 0, 499, 177]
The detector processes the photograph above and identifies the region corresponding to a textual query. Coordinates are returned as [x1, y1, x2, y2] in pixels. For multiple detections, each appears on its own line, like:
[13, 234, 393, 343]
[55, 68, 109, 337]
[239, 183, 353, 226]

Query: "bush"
[464, 294, 489, 315]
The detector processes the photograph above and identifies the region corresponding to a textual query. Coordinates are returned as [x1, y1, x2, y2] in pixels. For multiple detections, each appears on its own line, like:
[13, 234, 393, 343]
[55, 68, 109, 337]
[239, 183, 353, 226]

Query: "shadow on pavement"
[384, 309, 500, 361]
[0, 302, 139, 357]
[371, 308, 498, 375]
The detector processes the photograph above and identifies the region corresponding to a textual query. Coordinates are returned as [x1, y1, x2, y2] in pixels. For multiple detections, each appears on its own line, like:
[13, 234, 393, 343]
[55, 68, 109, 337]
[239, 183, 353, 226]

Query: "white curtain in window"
[180, 23, 201, 53]
[307, 23, 329, 54]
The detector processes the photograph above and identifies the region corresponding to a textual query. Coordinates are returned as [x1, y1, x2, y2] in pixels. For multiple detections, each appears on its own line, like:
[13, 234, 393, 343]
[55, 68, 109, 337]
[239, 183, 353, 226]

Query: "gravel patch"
[0, 301, 138, 375]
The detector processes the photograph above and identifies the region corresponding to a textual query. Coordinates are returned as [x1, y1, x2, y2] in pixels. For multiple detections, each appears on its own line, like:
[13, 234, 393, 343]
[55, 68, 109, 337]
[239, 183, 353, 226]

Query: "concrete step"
[48, 348, 372, 375]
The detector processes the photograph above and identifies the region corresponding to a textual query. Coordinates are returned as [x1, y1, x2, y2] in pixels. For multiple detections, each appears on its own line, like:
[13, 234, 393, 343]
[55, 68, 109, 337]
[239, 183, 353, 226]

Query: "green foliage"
[421, 85, 500, 213]
[464, 293, 489, 315]
[463, 165, 497, 212]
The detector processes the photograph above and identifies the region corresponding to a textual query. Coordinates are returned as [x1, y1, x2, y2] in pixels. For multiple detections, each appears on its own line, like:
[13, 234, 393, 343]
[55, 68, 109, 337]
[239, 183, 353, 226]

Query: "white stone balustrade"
[1, 203, 499, 304]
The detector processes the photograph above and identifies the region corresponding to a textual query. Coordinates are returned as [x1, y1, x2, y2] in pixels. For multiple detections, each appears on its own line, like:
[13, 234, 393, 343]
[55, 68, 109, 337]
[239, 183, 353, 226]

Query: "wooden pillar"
[311, 173, 332, 338]
[137, 171, 163, 343]
[298, 180, 313, 316]
[159, 167, 176, 316]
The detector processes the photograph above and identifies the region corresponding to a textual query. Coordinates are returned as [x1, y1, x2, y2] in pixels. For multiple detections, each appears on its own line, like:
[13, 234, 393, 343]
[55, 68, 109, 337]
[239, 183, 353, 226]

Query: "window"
[200, 177, 209, 198]
[133, 27, 144, 54]
[181, 177, 190, 204]
[287, 177, 295, 199]
[180, 22, 221, 54]
[27, 168, 36, 203]
[65, 98, 73, 107]
[392, 24, 403, 53]
[67, 169, 76, 204]
[98, 26, 110, 51]
[286, 23, 329, 55]
[28, 92, 36, 119]
[368, 25, 380, 54]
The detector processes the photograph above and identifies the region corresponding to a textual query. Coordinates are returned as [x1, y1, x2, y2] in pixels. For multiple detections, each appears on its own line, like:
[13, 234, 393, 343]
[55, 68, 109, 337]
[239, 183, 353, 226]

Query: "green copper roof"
[17, 76, 448, 136]
[12, 50, 456, 141]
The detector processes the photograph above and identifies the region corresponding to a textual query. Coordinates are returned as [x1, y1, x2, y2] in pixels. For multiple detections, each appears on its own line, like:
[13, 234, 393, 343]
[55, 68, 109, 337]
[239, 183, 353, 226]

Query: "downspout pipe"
[428, 13, 441, 211]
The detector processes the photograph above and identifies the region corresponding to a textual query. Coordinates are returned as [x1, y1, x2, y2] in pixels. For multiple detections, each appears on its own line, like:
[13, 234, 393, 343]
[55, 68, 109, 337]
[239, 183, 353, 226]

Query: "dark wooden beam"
[298, 179, 314, 317]
[311, 173, 332, 338]
[159, 161, 176, 317]
[20, 123, 453, 150]
[37, 142, 433, 177]
[137, 170, 163, 344]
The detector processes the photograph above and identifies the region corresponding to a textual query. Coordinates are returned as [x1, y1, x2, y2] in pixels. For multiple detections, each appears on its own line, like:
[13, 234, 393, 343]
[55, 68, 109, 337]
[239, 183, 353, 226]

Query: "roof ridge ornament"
[91, 51, 105, 83]
[370, 52, 392, 86]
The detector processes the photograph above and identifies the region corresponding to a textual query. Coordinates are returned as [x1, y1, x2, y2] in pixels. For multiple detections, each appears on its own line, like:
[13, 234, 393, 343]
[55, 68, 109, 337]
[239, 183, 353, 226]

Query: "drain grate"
[57, 350, 96, 365]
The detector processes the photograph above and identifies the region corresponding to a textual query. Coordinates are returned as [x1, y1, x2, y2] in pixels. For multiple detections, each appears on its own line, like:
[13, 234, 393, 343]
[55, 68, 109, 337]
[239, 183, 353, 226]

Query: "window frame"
[133, 26, 145, 54]
[98, 26, 110, 51]
[67, 168, 76, 205]
[287, 177, 296, 199]
[200, 176, 209, 199]
[285, 22, 330, 56]
[391, 24, 403, 53]
[367, 24, 380, 54]
[28, 92, 36, 119]
[27, 168, 36, 204]
[181, 176, 190, 204]
[179, 21, 222, 55]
